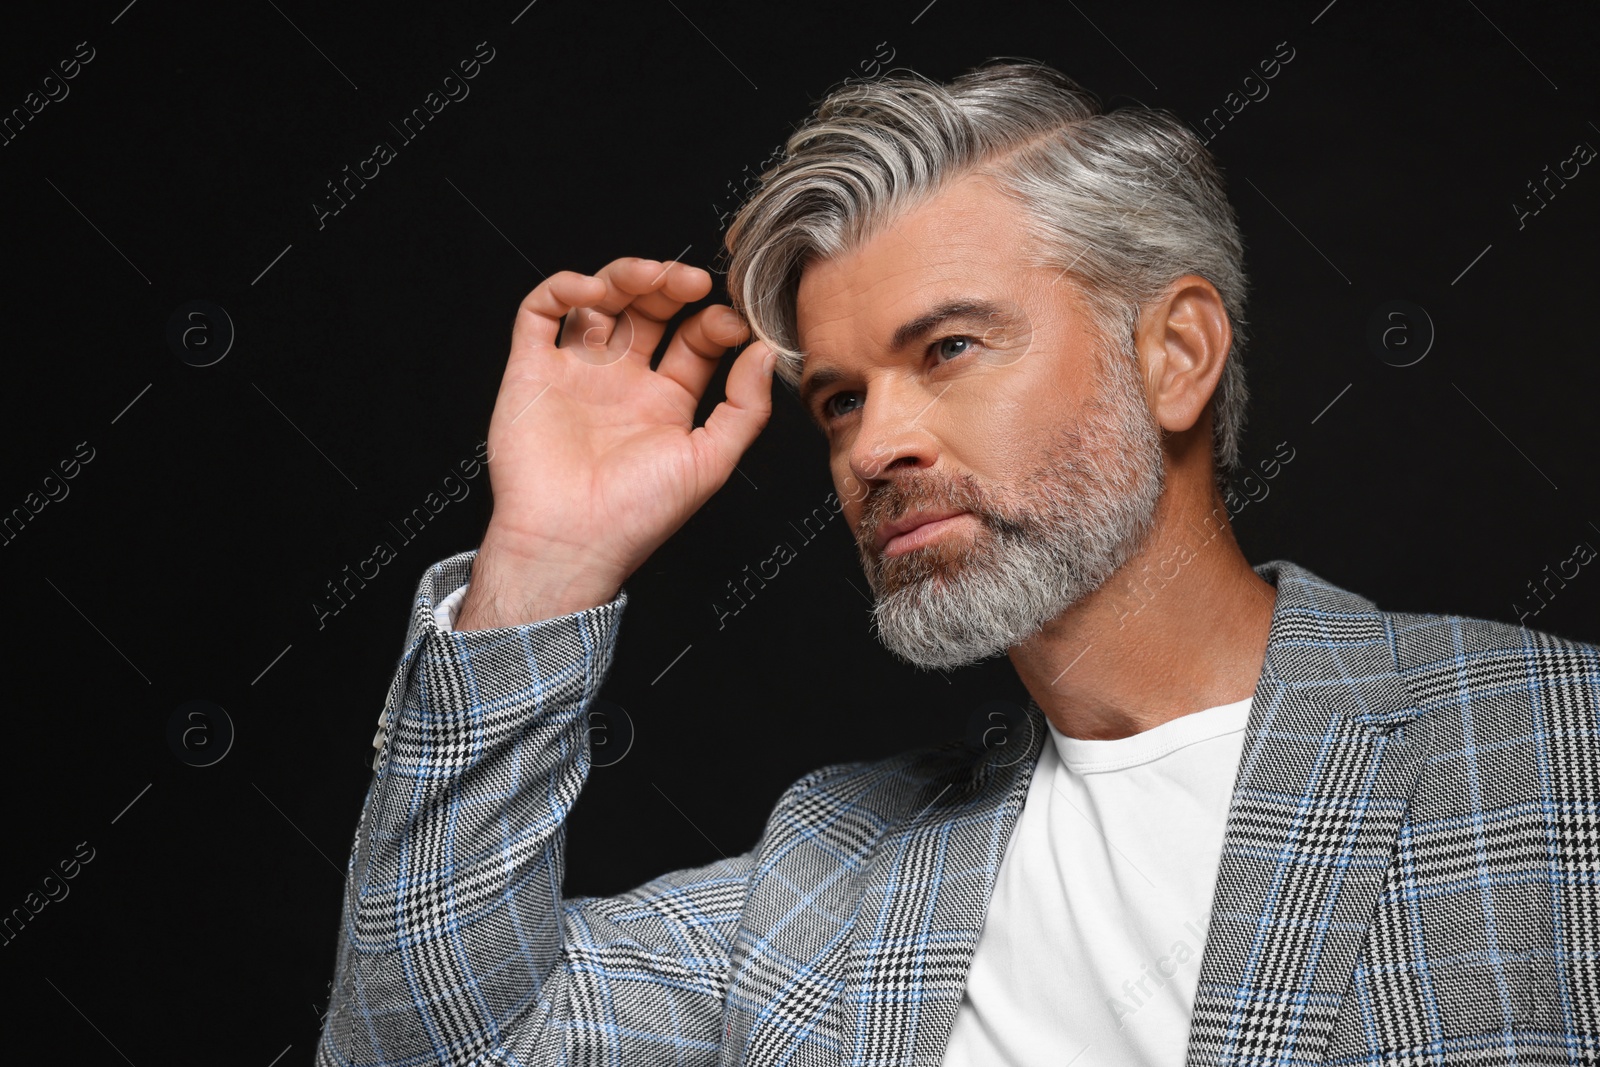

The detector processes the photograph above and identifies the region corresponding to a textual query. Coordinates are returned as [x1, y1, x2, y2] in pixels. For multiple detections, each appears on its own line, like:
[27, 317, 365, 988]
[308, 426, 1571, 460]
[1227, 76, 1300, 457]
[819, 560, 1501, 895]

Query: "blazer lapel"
[1185, 560, 1429, 1067]
[836, 704, 1046, 1066]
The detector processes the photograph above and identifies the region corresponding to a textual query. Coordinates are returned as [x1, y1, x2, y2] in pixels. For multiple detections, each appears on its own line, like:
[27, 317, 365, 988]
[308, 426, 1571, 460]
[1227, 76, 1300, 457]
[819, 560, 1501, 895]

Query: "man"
[315, 61, 1599, 1066]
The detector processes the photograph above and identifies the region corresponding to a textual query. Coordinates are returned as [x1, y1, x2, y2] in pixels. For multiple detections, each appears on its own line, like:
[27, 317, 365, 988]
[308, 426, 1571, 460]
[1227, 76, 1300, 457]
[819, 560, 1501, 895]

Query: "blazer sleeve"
[315, 550, 753, 1066]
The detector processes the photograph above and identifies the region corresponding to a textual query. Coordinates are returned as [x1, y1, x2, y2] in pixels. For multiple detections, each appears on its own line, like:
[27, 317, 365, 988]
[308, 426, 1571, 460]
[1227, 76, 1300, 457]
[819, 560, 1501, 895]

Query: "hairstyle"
[721, 58, 1252, 476]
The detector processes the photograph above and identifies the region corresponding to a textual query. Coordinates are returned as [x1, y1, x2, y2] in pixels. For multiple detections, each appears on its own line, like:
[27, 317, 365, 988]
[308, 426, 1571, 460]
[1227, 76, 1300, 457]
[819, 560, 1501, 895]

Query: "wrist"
[456, 538, 623, 630]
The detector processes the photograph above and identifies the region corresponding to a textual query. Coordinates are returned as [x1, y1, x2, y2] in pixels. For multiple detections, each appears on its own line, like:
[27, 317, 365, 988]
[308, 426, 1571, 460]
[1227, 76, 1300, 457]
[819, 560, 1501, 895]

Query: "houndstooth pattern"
[315, 552, 1600, 1066]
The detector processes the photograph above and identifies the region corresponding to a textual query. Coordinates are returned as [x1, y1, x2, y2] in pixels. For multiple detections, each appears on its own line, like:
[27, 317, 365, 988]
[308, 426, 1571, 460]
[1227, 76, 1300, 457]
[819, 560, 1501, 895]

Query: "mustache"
[855, 475, 992, 545]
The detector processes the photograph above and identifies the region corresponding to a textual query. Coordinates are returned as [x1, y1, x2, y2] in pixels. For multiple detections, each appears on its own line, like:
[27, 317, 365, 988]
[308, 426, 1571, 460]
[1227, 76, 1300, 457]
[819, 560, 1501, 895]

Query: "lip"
[875, 508, 971, 555]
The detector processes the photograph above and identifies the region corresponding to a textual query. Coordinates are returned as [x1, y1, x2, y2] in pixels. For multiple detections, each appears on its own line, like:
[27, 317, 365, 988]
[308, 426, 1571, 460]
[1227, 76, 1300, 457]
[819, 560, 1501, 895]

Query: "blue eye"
[817, 336, 978, 425]
[822, 392, 862, 420]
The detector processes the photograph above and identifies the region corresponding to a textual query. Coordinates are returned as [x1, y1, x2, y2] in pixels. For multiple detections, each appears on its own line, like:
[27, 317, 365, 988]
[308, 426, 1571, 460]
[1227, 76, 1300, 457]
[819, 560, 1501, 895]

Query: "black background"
[3, 1, 1597, 1061]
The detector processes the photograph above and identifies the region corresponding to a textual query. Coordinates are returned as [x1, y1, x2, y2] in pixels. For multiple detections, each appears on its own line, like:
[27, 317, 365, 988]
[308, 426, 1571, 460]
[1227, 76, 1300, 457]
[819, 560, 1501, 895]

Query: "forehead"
[795, 173, 1037, 355]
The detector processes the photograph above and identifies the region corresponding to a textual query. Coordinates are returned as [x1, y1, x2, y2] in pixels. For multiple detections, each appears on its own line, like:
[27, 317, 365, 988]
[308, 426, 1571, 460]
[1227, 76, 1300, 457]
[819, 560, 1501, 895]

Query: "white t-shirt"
[940, 696, 1251, 1067]
[434, 579, 1249, 1065]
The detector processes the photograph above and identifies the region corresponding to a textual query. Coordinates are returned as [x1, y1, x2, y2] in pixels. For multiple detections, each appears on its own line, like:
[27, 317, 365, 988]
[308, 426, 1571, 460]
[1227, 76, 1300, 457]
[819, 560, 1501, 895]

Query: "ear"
[1133, 274, 1232, 435]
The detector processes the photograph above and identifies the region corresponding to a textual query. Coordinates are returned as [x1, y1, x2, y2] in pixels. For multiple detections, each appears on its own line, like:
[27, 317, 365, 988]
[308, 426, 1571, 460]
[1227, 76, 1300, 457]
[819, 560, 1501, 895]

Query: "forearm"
[317, 550, 628, 1066]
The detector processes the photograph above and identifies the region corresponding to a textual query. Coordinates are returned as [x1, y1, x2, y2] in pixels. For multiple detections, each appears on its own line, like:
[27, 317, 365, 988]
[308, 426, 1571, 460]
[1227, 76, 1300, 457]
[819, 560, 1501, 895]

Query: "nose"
[847, 379, 940, 486]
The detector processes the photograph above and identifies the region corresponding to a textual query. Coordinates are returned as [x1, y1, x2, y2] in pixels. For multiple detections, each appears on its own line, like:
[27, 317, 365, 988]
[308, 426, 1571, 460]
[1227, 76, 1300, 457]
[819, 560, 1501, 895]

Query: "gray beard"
[854, 342, 1166, 671]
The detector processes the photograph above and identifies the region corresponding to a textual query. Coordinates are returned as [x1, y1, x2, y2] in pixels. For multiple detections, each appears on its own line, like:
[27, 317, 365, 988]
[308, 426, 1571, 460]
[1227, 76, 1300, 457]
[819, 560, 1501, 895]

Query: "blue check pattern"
[315, 552, 1600, 1066]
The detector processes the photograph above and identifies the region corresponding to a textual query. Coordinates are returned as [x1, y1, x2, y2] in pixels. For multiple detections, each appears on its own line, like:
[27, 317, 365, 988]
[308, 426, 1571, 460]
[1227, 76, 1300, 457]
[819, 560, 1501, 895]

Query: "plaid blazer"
[316, 553, 1600, 1066]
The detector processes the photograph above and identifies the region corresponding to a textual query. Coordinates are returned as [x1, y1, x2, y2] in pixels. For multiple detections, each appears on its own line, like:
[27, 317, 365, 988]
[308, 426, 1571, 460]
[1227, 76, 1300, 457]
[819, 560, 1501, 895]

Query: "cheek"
[836, 473, 869, 525]
[832, 489, 865, 542]
[942, 389, 1035, 465]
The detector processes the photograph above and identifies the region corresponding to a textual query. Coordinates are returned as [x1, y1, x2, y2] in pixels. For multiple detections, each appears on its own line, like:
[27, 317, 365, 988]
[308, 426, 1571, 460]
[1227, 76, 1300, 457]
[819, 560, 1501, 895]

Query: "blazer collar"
[1182, 559, 1428, 1067]
[835, 559, 1428, 1067]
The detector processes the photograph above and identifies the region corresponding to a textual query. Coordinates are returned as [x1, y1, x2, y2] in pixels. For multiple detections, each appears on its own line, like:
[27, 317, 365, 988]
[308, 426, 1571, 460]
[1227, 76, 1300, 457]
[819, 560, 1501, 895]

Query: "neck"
[1009, 478, 1277, 741]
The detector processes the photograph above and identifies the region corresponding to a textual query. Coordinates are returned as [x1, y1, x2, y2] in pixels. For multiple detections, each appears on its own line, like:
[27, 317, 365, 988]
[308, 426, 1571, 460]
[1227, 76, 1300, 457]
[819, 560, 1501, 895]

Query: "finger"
[566, 258, 659, 358]
[553, 257, 678, 353]
[513, 271, 606, 354]
[653, 260, 716, 306]
[695, 338, 775, 474]
[568, 256, 655, 350]
[654, 304, 750, 402]
[593, 258, 713, 316]
[594, 259, 715, 358]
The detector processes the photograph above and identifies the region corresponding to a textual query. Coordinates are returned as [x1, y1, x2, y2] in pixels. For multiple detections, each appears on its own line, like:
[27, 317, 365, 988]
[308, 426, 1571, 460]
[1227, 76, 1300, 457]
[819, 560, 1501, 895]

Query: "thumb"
[697, 339, 776, 466]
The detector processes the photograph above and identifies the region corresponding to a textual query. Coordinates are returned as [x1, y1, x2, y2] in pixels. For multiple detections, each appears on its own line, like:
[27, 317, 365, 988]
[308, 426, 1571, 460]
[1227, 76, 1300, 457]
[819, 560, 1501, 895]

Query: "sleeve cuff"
[371, 549, 629, 770]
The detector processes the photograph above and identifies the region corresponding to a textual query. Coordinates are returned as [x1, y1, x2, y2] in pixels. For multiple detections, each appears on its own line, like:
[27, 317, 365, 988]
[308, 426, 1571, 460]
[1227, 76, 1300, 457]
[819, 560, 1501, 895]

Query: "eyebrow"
[798, 298, 1011, 418]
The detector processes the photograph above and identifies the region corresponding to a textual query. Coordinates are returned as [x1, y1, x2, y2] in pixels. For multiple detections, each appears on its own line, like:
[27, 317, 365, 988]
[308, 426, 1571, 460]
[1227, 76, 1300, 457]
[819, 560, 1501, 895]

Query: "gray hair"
[721, 59, 1251, 476]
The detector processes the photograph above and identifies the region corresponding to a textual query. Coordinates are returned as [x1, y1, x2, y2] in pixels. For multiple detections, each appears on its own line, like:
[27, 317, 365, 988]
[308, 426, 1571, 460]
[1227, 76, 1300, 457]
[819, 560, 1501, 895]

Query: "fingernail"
[762, 349, 776, 375]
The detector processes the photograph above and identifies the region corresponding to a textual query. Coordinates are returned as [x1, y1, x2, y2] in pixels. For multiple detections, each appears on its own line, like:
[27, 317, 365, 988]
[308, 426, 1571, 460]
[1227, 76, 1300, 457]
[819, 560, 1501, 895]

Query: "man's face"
[794, 172, 1167, 669]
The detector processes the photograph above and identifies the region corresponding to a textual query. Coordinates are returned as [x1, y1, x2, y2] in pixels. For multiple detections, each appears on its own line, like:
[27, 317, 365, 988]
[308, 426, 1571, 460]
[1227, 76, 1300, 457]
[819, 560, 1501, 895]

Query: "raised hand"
[457, 257, 775, 628]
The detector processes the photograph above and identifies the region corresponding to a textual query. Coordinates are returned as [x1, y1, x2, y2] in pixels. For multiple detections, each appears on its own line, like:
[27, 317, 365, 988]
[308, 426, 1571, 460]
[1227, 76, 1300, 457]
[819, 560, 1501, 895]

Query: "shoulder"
[1385, 607, 1599, 702]
[1382, 606, 1598, 772]
[756, 735, 1009, 855]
